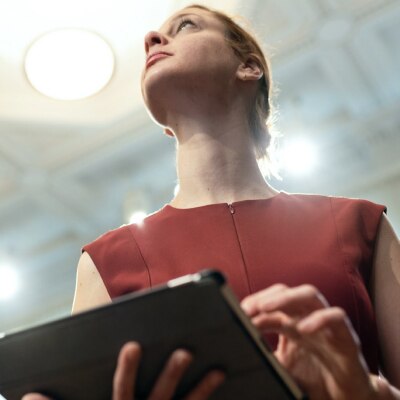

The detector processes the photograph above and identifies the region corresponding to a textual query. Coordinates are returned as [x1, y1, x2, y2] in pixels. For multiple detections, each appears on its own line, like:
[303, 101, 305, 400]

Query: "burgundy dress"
[83, 192, 386, 373]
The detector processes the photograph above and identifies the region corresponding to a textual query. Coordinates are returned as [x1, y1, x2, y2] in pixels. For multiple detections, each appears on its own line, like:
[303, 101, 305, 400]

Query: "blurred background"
[0, 0, 399, 334]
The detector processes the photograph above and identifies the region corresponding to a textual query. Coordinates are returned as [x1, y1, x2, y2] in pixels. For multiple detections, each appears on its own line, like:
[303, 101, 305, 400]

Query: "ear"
[236, 57, 263, 82]
[164, 128, 175, 137]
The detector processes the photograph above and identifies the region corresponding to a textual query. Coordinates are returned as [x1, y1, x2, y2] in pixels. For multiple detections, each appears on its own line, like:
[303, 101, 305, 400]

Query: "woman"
[24, 4, 400, 400]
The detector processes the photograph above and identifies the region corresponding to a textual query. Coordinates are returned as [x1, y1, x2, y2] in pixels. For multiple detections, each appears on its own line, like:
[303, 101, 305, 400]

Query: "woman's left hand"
[241, 284, 388, 400]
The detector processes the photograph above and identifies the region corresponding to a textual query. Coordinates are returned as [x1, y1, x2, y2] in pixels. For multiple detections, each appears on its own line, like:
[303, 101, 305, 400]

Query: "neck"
[169, 112, 277, 209]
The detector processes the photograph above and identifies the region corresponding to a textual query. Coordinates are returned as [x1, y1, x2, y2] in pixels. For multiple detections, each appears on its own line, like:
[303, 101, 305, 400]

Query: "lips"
[146, 52, 172, 69]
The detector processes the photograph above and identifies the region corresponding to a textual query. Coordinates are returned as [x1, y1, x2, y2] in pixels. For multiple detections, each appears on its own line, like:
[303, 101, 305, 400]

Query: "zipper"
[226, 202, 252, 293]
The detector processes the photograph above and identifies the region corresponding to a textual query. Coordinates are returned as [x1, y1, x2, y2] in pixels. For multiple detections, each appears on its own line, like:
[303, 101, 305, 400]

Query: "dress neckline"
[163, 191, 287, 212]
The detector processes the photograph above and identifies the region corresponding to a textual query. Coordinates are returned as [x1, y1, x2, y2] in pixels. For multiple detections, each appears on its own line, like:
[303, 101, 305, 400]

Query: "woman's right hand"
[22, 342, 225, 400]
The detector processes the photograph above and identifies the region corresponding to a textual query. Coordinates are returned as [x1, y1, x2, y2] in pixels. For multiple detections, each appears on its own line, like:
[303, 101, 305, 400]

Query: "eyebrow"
[164, 13, 202, 35]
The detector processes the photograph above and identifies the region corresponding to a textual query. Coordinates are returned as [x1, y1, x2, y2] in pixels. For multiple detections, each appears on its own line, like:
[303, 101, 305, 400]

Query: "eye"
[176, 18, 195, 33]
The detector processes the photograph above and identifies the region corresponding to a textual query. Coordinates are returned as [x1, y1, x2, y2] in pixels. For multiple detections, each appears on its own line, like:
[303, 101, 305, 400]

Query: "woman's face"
[141, 7, 241, 126]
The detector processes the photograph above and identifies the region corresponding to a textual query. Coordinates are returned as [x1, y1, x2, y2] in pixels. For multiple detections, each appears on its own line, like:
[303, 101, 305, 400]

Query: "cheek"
[184, 43, 236, 77]
[179, 33, 231, 60]
[140, 37, 237, 100]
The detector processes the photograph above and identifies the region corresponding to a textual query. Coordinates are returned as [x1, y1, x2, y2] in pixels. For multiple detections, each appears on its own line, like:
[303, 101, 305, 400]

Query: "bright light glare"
[0, 266, 19, 300]
[129, 211, 147, 225]
[25, 29, 114, 100]
[278, 139, 317, 175]
[174, 184, 180, 197]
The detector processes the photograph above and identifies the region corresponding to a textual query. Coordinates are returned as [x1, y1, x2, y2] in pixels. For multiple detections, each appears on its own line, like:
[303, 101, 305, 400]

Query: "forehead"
[159, 7, 225, 32]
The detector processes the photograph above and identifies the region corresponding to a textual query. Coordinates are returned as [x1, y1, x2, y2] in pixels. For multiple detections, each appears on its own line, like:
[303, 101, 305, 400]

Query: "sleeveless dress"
[83, 192, 386, 373]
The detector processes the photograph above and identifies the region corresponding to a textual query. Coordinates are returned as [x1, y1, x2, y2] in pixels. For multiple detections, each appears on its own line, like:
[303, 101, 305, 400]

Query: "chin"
[142, 70, 186, 125]
[142, 66, 173, 100]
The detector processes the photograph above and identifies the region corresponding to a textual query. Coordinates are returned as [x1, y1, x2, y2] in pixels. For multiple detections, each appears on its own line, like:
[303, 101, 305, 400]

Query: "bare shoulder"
[371, 212, 400, 386]
[71, 251, 112, 315]
[371, 212, 400, 298]
[373, 213, 400, 270]
[377, 212, 399, 242]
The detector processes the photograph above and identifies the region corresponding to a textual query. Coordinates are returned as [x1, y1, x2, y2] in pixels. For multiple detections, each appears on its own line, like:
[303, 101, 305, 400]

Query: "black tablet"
[0, 270, 307, 400]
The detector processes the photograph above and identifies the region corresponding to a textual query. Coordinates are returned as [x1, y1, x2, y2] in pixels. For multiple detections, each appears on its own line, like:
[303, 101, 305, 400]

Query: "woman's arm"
[71, 251, 112, 314]
[370, 213, 400, 387]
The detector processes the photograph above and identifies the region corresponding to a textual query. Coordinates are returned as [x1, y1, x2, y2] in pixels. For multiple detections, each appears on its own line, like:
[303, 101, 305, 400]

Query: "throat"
[172, 125, 277, 208]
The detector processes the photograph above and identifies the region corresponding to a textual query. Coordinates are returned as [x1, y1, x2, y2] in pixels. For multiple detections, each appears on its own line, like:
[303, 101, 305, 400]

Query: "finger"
[296, 307, 361, 353]
[244, 285, 329, 319]
[184, 370, 225, 400]
[113, 342, 141, 400]
[148, 349, 193, 400]
[295, 308, 373, 396]
[257, 307, 359, 353]
[241, 284, 288, 316]
[21, 395, 50, 400]
[250, 310, 291, 332]
[268, 307, 363, 366]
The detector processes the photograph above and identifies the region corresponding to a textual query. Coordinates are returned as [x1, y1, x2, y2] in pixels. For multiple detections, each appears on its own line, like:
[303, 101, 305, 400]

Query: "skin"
[23, 6, 400, 400]
[370, 213, 400, 388]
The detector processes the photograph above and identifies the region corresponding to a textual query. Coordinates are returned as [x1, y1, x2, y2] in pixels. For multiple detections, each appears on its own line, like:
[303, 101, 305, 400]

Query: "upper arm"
[71, 251, 112, 315]
[370, 213, 400, 386]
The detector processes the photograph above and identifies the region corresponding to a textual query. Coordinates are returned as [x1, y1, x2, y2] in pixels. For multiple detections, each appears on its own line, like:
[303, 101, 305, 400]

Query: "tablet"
[0, 270, 307, 400]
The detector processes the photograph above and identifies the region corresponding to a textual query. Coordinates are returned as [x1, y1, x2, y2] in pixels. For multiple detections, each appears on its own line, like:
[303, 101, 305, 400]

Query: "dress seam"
[229, 205, 253, 294]
[329, 197, 361, 335]
[126, 225, 153, 288]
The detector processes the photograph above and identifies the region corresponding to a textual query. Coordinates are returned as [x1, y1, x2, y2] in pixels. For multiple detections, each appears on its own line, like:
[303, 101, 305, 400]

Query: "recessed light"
[24, 28, 115, 100]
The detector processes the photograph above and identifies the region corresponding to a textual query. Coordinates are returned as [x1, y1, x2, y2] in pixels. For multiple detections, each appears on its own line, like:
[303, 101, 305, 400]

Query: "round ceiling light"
[25, 28, 115, 100]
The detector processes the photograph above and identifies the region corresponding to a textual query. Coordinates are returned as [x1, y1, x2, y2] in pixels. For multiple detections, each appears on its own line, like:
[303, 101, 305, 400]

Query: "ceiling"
[0, 0, 399, 333]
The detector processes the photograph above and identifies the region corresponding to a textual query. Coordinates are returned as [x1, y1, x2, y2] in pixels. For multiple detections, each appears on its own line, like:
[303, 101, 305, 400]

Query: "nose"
[144, 31, 167, 54]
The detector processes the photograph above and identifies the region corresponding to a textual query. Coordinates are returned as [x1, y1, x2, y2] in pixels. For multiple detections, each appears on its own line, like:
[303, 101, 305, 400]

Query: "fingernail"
[242, 302, 258, 318]
[21, 395, 45, 400]
[174, 349, 192, 366]
[125, 342, 141, 358]
[241, 301, 251, 313]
